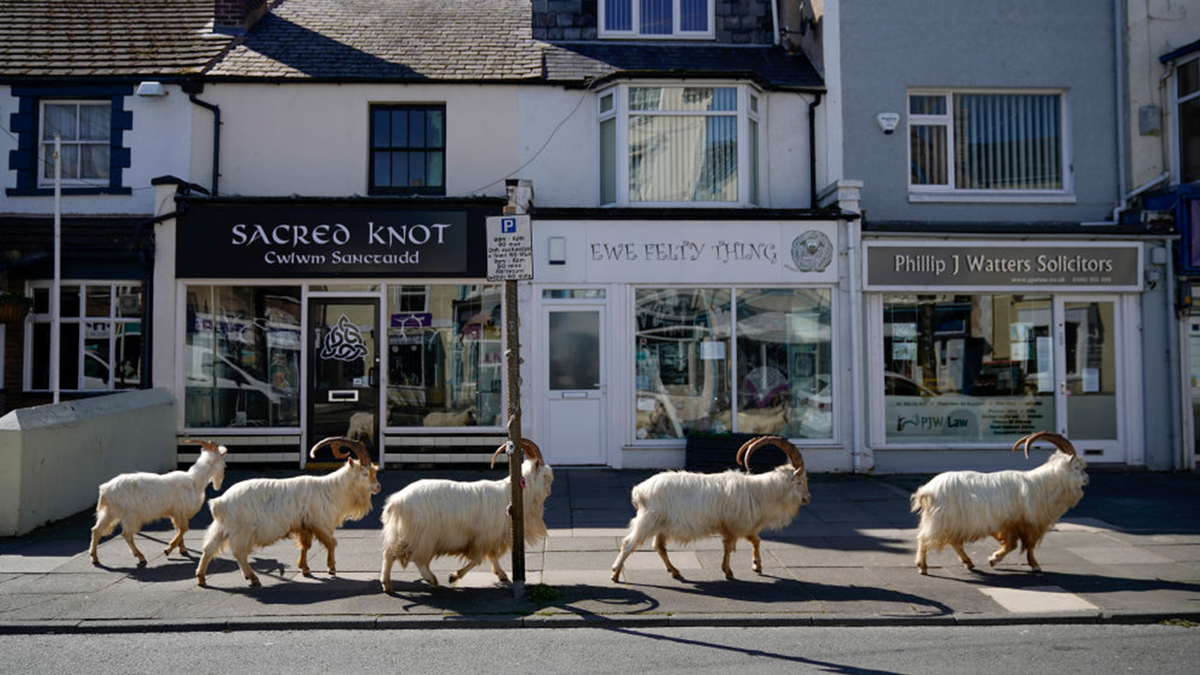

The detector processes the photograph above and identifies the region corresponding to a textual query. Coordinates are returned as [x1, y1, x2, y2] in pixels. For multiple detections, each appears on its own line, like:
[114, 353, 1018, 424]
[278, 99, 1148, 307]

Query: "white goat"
[422, 407, 476, 427]
[345, 411, 375, 446]
[196, 437, 381, 587]
[90, 439, 227, 565]
[380, 439, 553, 591]
[911, 430, 1089, 575]
[611, 436, 811, 581]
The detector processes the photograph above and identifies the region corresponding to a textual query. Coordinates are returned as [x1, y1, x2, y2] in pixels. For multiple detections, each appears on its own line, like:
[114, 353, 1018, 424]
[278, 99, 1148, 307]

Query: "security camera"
[876, 112, 900, 135]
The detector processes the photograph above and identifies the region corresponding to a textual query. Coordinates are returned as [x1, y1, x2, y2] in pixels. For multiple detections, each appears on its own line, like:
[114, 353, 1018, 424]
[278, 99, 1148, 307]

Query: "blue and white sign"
[486, 214, 533, 281]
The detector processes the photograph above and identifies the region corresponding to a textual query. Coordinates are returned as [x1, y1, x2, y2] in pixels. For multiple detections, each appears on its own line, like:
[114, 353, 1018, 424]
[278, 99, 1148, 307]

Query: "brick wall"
[532, 0, 775, 44]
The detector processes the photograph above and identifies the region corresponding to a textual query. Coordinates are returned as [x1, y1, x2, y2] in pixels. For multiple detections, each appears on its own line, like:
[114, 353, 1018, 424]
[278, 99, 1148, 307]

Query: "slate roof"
[0, 0, 237, 78]
[0, 0, 823, 90]
[207, 0, 544, 81]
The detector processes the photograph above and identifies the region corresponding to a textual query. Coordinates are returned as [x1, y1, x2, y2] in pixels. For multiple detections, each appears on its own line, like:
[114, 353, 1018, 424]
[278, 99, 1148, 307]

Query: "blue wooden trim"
[7, 85, 135, 195]
[5, 186, 134, 197]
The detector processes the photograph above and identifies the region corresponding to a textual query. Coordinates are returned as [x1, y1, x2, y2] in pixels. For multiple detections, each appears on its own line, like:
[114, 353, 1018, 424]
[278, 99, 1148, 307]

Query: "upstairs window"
[39, 101, 111, 186]
[1177, 56, 1199, 184]
[369, 104, 446, 195]
[600, 84, 761, 206]
[600, 0, 714, 39]
[6, 85, 132, 197]
[908, 90, 1069, 198]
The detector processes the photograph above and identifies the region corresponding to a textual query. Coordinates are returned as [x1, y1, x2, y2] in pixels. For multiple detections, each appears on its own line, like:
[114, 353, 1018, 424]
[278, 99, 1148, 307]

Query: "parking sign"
[486, 215, 533, 281]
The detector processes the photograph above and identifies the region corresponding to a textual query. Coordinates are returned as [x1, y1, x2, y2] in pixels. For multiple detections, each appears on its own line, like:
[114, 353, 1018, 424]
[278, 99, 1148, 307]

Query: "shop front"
[530, 214, 853, 471]
[862, 239, 1146, 470]
[165, 198, 507, 466]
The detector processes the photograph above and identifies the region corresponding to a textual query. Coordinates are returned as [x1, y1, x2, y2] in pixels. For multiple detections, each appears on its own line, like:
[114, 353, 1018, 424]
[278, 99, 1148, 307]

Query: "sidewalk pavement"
[2, 468, 1199, 633]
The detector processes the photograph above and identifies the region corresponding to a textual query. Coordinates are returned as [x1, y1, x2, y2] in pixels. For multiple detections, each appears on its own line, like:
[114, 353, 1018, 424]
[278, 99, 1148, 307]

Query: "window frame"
[598, 82, 763, 207]
[631, 284, 837, 445]
[906, 88, 1074, 203]
[367, 103, 447, 196]
[598, 0, 716, 40]
[37, 100, 113, 188]
[23, 280, 144, 393]
[1172, 55, 1200, 185]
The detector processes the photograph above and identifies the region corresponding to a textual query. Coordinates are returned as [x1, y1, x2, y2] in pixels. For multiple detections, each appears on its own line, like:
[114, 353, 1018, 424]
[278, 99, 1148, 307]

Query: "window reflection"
[386, 284, 502, 428]
[184, 285, 301, 428]
[883, 294, 1055, 443]
[635, 288, 732, 439]
[736, 289, 833, 438]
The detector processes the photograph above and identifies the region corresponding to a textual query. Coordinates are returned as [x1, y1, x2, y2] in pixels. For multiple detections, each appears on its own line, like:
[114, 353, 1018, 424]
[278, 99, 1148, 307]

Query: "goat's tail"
[93, 495, 119, 536]
[379, 499, 412, 567]
[910, 488, 933, 515]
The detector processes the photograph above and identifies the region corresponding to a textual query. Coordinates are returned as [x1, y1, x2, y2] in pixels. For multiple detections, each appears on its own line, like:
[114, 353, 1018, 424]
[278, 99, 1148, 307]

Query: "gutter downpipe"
[808, 92, 822, 208]
[188, 94, 221, 196]
[771, 0, 781, 45]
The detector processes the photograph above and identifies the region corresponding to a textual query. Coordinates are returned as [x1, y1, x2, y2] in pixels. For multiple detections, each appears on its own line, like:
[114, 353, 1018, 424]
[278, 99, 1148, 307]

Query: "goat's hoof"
[1030, 566, 1042, 573]
[752, 564, 763, 573]
[196, 578, 207, 587]
[301, 570, 313, 578]
[724, 572, 735, 580]
[248, 579, 261, 587]
[382, 583, 393, 594]
[917, 568, 928, 575]
[610, 571, 621, 582]
[328, 570, 337, 577]
[448, 573, 459, 583]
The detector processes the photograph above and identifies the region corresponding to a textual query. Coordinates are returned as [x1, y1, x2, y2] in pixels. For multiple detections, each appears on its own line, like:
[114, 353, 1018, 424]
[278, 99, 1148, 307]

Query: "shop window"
[882, 293, 1056, 444]
[600, 84, 760, 206]
[6, 85, 133, 196]
[25, 282, 144, 392]
[183, 285, 302, 428]
[736, 289, 833, 439]
[1176, 56, 1199, 184]
[386, 284, 502, 428]
[908, 90, 1067, 196]
[600, 0, 713, 38]
[369, 104, 446, 195]
[634, 287, 833, 440]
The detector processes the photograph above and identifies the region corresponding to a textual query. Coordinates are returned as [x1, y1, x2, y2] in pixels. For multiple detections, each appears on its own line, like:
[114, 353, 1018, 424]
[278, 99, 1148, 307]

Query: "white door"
[543, 304, 606, 464]
[1054, 296, 1124, 462]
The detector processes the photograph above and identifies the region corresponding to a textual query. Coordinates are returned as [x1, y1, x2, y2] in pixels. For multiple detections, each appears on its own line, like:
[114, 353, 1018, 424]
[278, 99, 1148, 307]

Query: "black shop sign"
[175, 202, 492, 278]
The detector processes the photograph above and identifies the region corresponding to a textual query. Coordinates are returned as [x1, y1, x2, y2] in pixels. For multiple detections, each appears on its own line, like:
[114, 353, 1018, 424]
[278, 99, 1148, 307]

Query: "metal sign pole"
[487, 200, 533, 600]
[52, 134, 62, 404]
[504, 274, 525, 599]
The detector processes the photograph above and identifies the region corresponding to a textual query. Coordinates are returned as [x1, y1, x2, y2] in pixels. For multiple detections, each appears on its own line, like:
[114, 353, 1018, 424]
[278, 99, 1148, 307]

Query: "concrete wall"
[0, 388, 176, 536]
[838, 0, 1120, 223]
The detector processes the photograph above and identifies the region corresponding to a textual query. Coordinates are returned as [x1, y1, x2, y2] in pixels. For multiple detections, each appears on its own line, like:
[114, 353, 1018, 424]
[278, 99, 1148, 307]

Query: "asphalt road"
[2, 624, 1198, 675]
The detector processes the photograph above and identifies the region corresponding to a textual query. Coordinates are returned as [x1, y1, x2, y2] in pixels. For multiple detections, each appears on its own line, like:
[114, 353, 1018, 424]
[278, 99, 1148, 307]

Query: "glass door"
[307, 298, 380, 464]
[543, 304, 606, 464]
[1055, 297, 1122, 461]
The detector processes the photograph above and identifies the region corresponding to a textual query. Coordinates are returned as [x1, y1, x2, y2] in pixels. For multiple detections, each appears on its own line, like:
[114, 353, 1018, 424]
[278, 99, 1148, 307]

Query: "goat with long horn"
[911, 430, 1089, 574]
[611, 435, 812, 581]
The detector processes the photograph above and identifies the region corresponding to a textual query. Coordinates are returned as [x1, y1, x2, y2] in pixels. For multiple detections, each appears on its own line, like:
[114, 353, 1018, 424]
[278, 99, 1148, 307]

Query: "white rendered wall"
[0, 84, 194, 215]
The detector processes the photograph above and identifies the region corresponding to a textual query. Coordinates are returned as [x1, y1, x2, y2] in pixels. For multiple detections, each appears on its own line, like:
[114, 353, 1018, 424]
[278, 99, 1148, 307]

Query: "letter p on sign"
[501, 217, 517, 234]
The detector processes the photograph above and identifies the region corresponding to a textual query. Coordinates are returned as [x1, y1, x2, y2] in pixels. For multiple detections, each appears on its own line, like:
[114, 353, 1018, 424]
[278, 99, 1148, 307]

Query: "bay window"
[908, 90, 1068, 196]
[600, 84, 761, 206]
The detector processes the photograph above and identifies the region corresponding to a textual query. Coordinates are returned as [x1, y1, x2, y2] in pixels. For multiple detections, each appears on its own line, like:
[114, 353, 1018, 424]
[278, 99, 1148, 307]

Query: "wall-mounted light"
[135, 81, 168, 97]
[548, 236, 566, 265]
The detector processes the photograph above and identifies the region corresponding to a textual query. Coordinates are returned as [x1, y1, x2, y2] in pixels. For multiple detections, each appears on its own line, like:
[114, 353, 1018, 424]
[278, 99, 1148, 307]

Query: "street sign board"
[486, 215, 533, 281]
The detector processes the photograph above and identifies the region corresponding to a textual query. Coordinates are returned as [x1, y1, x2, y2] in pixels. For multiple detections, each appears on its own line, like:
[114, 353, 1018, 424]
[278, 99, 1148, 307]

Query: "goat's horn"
[491, 439, 544, 469]
[1040, 432, 1078, 457]
[739, 435, 804, 472]
[182, 438, 219, 452]
[1011, 430, 1051, 459]
[310, 436, 372, 465]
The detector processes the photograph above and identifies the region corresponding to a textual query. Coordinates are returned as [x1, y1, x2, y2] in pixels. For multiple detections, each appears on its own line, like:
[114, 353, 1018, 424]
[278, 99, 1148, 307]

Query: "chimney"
[214, 0, 269, 34]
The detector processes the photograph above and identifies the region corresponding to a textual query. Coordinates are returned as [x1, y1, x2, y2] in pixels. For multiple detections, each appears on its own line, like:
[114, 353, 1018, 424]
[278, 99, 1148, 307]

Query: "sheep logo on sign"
[321, 314, 369, 362]
[788, 231, 833, 272]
